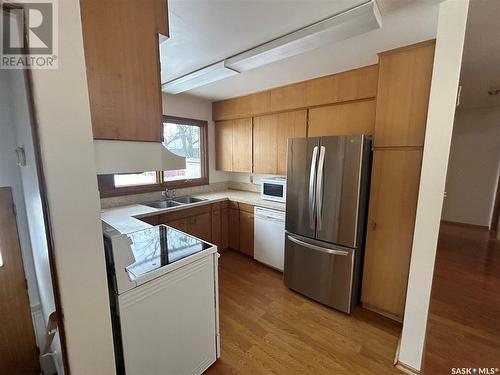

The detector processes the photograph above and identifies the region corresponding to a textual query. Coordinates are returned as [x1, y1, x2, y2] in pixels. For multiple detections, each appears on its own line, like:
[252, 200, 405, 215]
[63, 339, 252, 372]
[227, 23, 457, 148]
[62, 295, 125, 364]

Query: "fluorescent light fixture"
[225, 0, 382, 72]
[162, 61, 239, 94]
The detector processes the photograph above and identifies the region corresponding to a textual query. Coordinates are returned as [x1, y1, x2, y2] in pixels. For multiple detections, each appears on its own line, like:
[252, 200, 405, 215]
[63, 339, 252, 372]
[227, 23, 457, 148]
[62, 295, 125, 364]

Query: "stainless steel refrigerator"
[284, 134, 372, 313]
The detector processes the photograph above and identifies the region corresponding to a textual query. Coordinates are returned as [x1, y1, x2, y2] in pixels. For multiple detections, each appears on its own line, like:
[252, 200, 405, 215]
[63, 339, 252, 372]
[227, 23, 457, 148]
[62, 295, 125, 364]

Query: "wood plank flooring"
[206, 250, 402, 375]
[423, 223, 500, 374]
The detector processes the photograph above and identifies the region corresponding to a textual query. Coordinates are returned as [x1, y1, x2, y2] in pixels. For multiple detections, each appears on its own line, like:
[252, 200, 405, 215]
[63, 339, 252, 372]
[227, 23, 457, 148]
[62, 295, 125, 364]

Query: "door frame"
[491, 171, 500, 232]
[1, 3, 69, 373]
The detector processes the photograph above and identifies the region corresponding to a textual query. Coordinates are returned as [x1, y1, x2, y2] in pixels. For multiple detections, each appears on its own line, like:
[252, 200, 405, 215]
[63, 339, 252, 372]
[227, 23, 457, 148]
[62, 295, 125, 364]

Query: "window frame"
[97, 115, 209, 198]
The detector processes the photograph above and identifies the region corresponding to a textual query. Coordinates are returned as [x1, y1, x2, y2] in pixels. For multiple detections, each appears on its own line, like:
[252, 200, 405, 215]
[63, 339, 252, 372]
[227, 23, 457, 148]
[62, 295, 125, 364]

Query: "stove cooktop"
[125, 225, 211, 279]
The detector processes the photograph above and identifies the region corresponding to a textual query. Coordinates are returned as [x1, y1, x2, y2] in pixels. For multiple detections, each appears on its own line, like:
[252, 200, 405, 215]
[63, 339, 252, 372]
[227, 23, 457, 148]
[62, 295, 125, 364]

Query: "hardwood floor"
[206, 250, 402, 375]
[423, 223, 500, 374]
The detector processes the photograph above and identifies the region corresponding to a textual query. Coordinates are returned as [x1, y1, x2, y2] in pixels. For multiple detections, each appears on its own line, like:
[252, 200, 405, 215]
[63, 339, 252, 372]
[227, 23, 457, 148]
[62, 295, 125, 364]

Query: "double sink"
[144, 195, 207, 209]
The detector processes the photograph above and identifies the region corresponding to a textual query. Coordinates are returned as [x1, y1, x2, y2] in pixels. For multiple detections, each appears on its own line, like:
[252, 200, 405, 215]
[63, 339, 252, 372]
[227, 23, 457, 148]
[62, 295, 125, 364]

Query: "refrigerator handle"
[287, 235, 349, 256]
[308, 146, 319, 230]
[315, 146, 326, 231]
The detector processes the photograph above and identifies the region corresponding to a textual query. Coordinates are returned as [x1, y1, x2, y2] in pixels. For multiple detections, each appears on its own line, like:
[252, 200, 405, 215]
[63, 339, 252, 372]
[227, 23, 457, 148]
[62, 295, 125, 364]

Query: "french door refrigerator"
[284, 135, 372, 313]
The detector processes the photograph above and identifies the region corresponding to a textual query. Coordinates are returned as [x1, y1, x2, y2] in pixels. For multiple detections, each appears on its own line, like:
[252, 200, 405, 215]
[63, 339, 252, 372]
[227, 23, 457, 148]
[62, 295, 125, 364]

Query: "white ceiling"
[458, 0, 500, 110]
[160, 0, 441, 101]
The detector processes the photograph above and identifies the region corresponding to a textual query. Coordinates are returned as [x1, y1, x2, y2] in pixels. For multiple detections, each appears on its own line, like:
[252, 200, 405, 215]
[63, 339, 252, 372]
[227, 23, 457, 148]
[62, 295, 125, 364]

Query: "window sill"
[99, 178, 209, 199]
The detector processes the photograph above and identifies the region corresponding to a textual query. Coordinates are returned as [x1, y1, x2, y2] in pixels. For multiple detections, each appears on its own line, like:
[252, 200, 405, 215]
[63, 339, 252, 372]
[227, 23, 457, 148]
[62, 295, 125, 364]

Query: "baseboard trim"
[396, 361, 421, 375]
[361, 303, 403, 323]
[440, 220, 489, 230]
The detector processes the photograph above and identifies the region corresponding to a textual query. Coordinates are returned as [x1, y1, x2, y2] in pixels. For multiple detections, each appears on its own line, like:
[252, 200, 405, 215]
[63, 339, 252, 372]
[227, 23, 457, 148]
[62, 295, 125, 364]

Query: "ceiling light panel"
[162, 61, 239, 94]
[225, 0, 381, 72]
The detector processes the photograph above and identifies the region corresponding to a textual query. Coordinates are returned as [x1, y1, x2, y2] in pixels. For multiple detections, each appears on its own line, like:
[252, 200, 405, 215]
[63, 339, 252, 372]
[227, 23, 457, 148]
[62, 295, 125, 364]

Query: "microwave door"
[263, 183, 284, 201]
[285, 137, 320, 239]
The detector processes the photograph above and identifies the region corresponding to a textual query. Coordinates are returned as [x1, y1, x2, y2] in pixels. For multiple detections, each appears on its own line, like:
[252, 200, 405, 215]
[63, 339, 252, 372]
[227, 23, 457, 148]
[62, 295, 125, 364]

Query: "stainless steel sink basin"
[173, 196, 206, 204]
[144, 200, 183, 209]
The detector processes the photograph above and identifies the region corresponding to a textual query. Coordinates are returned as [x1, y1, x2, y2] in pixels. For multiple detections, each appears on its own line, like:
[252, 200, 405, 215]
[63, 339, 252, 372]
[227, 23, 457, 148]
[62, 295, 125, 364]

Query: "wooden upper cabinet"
[308, 100, 376, 138]
[374, 41, 436, 147]
[270, 81, 309, 113]
[307, 64, 378, 106]
[232, 118, 253, 173]
[80, 0, 167, 141]
[276, 110, 307, 175]
[361, 149, 423, 320]
[212, 65, 378, 121]
[215, 120, 233, 171]
[253, 110, 307, 175]
[253, 114, 278, 174]
[213, 91, 270, 121]
[215, 118, 252, 172]
[154, 0, 169, 37]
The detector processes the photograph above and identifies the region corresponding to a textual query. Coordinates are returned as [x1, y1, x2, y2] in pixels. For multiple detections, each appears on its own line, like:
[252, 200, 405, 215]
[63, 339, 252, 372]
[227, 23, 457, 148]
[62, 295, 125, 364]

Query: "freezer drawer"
[284, 234, 355, 313]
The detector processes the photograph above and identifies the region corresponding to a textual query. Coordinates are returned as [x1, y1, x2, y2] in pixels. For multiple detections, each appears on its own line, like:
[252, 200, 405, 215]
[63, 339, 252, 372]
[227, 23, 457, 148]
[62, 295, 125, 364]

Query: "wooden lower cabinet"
[139, 200, 255, 256]
[239, 210, 254, 257]
[361, 148, 423, 320]
[167, 218, 188, 232]
[141, 215, 159, 226]
[211, 209, 222, 248]
[221, 208, 229, 250]
[228, 208, 240, 250]
[187, 212, 211, 242]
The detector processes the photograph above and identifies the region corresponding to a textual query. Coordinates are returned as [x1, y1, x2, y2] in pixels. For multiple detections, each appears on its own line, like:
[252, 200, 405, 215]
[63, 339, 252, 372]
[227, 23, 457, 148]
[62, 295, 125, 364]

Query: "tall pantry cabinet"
[361, 41, 436, 321]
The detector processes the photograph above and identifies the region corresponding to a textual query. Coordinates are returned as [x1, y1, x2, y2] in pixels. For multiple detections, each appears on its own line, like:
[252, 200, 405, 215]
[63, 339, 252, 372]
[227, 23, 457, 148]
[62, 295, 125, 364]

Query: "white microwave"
[261, 177, 286, 203]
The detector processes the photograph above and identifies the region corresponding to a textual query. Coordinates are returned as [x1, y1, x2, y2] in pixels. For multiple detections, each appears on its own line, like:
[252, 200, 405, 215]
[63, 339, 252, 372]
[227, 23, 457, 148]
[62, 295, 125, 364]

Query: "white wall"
[162, 93, 228, 184]
[29, 0, 115, 373]
[442, 106, 500, 227]
[398, 0, 469, 371]
[0, 68, 40, 308]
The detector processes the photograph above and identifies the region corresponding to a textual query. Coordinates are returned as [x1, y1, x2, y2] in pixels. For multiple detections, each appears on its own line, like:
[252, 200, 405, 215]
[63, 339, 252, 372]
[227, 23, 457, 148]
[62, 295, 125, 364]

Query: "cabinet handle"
[371, 221, 377, 230]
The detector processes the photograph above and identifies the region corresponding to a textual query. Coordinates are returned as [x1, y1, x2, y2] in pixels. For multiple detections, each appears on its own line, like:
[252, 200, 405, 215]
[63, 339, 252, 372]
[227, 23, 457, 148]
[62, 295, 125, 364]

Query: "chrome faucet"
[162, 188, 176, 201]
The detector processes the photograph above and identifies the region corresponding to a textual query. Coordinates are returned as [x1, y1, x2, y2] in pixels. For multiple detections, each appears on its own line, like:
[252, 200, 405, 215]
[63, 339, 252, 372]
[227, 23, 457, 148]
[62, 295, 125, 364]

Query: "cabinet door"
[228, 208, 240, 250]
[374, 42, 435, 147]
[215, 120, 233, 171]
[167, 218, 188, 232]
[232, 118, 253, 173]
[189, 213, 212, 242]
[141, 215, 159, 226]
[277, 110, 307, 176]
[221, 208, 229, 250]
[211, 210, 222, 248]
[308, 100, 376, 138]
[253, 114, 278, 174]
[80, 0, 165, 141]
[239, 211, 254, 257]
[361, 149, 423, 320]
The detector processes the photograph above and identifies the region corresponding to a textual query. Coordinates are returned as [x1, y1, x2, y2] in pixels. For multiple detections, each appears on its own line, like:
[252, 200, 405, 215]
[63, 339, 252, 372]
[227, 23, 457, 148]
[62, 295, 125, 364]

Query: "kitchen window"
[98, 116, 209, 197]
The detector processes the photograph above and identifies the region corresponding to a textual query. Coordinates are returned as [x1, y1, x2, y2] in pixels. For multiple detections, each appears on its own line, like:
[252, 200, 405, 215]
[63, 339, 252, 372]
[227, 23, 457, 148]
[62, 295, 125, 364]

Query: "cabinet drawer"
[239, 202, 254, 214]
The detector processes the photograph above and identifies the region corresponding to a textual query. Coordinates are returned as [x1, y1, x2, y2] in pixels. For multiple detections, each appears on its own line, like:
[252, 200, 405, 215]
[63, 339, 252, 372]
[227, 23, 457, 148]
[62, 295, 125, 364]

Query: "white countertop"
[101, 189, 285, 234]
